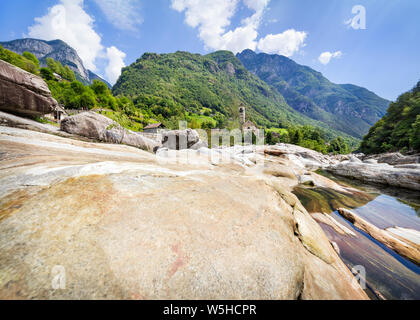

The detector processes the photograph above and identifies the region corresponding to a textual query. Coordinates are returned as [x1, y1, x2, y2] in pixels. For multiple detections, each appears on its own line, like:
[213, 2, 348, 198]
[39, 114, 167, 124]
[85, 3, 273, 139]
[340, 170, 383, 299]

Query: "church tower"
[239, 104, 246, 125]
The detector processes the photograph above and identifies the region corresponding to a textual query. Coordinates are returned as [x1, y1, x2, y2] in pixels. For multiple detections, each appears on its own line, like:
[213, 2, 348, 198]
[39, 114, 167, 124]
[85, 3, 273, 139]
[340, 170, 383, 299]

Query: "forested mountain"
[1, 43, 358, 153]
[112, 50, 357, 142]
[0, 38, 111, 88]
[237, 49, 390, 138]
[361, 82, 420, 154]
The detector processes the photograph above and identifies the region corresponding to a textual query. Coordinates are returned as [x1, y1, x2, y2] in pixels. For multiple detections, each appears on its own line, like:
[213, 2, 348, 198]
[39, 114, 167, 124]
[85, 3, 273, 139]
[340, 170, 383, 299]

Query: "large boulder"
[327, 160, 420, 191]
[264, 144, 336, 169]
[365, 152, 420, 166]
[162, 129, 200, 150]
[0, 60, 57, 116]
[61, 111, 160, 152]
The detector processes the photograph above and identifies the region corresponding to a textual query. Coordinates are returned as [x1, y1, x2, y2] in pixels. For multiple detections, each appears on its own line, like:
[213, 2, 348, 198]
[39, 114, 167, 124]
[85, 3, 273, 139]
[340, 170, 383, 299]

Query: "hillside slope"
[0, 38, 111, 87]
[361, 81, 420, 154]
[113, 50, 357, 141]
[237, 50, 390, 138]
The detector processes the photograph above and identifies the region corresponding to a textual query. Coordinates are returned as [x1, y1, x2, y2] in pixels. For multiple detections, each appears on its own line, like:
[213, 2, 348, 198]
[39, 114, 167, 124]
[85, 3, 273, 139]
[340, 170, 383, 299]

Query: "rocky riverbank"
[262, 143, 420, 191]
[0, 124, 369, 300]
[1, 46, 418, 300]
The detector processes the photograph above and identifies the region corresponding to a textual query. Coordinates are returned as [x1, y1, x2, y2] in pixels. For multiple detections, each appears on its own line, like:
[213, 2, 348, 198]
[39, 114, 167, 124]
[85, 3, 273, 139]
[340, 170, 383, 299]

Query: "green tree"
[0, 45, 39, 74]
[328, 137, 350, 154]
[22, 51, 39, 68]
[409, 115, 420, 151]
[361, 81, 420, 154]
[40, 68, 55, 81]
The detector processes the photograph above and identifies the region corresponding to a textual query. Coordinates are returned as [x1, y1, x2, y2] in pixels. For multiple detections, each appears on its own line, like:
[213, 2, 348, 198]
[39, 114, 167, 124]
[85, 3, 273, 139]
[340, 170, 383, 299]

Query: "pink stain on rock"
[168, 244, 189, 279]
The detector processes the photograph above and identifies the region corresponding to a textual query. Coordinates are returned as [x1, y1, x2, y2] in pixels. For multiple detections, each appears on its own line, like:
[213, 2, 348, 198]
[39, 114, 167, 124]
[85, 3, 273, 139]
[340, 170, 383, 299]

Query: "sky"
[0, 0, 419, 101]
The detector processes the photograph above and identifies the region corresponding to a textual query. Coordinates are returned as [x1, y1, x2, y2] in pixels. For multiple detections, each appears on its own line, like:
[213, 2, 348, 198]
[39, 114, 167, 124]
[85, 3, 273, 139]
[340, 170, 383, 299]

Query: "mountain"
[112, 50, 357, 141]
[0, 38, 111, 88]
[361, 81, 420, 154]
[237, 49, 390, 139]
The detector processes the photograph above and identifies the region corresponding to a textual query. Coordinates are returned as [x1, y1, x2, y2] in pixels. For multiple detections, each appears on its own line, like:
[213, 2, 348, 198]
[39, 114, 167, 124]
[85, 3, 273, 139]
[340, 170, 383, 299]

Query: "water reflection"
[294, 172, 420, 300]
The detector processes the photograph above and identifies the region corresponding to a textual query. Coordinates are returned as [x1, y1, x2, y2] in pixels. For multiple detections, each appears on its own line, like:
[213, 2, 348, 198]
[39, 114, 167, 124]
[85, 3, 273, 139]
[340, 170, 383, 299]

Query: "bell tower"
[239, 104, 246, 125]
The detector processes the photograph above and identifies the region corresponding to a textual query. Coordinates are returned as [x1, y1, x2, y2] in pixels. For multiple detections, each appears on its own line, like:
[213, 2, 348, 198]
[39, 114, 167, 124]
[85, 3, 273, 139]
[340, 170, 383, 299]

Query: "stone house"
[144, 122, 165, 133]
[45, 105, 68, 122]
[242, 120, 257, 132]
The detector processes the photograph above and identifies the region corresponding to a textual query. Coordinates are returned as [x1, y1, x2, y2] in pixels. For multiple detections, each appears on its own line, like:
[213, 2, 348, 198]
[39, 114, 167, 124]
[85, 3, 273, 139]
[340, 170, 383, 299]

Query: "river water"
[294, 172, 420, 300]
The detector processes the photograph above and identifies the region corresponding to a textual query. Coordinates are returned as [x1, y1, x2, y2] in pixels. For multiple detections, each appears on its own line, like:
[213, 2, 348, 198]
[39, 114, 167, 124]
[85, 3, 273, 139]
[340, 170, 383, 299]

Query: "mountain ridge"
[112, 50, 359, 143]
[236, 49, 390, 138]
[0, 38, 111, 88]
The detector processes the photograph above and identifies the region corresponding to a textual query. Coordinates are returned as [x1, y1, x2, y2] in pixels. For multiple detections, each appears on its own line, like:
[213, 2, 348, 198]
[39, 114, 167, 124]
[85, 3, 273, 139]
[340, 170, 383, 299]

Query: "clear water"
[294, 174, 420, 300]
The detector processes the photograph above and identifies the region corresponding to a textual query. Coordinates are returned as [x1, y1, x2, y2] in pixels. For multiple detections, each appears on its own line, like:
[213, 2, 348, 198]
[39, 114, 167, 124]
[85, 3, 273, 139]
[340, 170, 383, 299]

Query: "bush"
[40, 68, 55, 81]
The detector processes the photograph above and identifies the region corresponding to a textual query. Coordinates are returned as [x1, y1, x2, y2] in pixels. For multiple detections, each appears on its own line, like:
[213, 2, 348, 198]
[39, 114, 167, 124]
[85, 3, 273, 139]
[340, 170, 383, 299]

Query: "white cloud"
[171, 0, 269, 53]
[105, 46, 126, 84]
[92, 0, 143, 31]
[318, 51, 342, 65]
[28, 0, 102, 71]
[171, 0, 307, 56]
[220, 24, 259, 53]
[257, 29, 307, 57]
[171, 0, 240, 51]
[27, 0, 126, 84]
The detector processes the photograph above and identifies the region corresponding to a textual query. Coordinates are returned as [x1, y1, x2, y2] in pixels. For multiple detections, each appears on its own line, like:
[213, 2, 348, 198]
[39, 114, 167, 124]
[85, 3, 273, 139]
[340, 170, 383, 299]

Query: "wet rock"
[386, 227, 420, 246]
[338, 208, 420, 266]
[331, 241, 340, 255]
[0, 60, 57, 116]
[311, 213, 356, 237]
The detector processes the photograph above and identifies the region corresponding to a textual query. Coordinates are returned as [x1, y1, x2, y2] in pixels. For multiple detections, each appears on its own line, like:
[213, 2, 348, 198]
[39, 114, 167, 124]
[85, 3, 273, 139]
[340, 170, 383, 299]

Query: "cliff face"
[0, 121, 368, 300]
[0, 60, 57, 116]
[0, 38, 110, 87]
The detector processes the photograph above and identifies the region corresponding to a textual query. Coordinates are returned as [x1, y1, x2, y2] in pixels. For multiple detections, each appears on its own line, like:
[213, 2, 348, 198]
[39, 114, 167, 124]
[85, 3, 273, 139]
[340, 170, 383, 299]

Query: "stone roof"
[144, 122, 163, 130]
[242, 121, 257, 128]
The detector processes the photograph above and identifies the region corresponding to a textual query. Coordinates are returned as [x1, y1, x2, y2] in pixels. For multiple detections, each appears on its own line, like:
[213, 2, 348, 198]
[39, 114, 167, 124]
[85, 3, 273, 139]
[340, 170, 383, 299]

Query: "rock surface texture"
[265, 144, 420, 191]
[161, 129, 200, 150]
[364, 152, 420, 166]
[61, 112, 160, 153]
[0, 125, 368, 300]
[327, 160, 420, 191]
[0, 60, 58, 116]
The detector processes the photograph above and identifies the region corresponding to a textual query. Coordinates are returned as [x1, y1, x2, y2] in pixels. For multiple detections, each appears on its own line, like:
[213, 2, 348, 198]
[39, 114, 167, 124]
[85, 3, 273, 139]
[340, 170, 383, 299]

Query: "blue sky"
[0, 0, 419, 101]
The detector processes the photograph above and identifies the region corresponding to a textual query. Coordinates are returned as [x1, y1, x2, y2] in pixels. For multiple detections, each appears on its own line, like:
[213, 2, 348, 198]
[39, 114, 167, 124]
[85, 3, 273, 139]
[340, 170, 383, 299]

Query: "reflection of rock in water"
[294, 173, 420, 300]
[293, 186, 376, 214]
[338, 208, 420, 267]
[320, 214, 420, 300]
[316, 170, 420, 214]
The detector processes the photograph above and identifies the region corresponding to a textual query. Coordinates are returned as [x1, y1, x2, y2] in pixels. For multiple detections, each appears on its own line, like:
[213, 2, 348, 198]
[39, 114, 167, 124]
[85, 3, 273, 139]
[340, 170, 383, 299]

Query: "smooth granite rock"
[61, 112, 160, 152]
[0, 125, 368, 300]
[162, 129, 200, 150]
[327, 161, 420, 191]
[0, 60, 57, 116]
